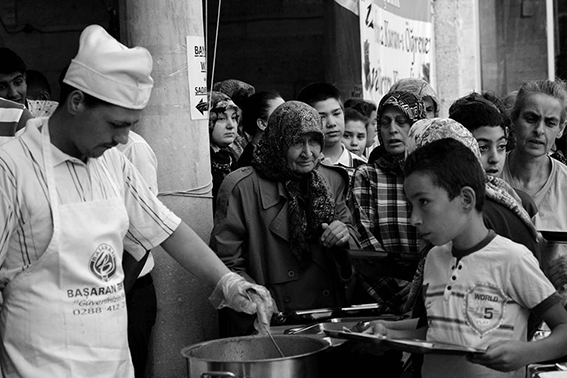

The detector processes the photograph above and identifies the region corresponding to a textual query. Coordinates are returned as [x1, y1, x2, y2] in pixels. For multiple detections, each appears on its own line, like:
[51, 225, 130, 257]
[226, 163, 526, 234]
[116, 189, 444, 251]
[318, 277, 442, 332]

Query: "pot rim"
[181, 334, 330, 363]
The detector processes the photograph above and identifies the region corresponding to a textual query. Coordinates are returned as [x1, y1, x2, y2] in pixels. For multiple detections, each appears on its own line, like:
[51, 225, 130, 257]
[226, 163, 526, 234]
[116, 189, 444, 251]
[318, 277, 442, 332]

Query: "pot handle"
[201, 372, 238, 378]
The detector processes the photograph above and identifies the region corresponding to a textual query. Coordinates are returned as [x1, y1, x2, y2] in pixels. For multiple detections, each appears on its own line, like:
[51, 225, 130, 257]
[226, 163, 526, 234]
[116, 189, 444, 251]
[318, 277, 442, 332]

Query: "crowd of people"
[2, 23, 567, 378]
[209, 73, 567, 377]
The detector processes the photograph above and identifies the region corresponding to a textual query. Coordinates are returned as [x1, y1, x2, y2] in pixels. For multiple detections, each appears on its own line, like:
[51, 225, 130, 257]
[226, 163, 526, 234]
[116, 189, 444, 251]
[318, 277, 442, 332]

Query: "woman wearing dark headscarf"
[209, 91, 239, 208]
[210, 101, 359, 337]
[389, 77, 440, 119]
[350, 91, 427, 314]
[213, 79, 256, 158]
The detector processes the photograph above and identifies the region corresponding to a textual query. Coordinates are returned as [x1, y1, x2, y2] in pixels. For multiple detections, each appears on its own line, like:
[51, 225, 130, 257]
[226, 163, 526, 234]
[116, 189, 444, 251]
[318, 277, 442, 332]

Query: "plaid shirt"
[350, 162, 422, 313]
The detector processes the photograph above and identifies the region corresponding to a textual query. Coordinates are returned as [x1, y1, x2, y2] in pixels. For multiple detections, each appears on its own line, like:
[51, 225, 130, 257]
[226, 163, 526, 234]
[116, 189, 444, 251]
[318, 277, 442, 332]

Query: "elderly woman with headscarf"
[210, 100, 359, 337]
[350, 91, 427, 314]
[209, 91, 239, 208]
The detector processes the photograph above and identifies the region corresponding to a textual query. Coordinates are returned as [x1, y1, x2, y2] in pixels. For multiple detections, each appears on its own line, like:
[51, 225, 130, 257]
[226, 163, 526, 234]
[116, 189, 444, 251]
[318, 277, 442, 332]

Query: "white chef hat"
[63, 24, 154, 109]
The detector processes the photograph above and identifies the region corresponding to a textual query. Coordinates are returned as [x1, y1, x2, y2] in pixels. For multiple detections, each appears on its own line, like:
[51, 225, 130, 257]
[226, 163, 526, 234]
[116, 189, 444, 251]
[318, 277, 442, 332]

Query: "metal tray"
[283, 314, 406, 335]
[277, 315, 406, 347]
[271, 303, 384, 325]
[324, 330, 486, 355]
[540, 231, 567, 243]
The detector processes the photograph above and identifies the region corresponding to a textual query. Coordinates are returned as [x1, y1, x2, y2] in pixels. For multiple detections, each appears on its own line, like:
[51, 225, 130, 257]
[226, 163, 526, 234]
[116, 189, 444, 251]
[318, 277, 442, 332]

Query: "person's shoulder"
[215, 167, 258, 217]
[0, 118, 42, 156]
[126, 130, 149, 145]
[551, 156, 567, 175]
[318, 162, 349, 185]
[487, 233, 532, 256]
[222, 166, 257, 188]
[0, 97, 25, 110]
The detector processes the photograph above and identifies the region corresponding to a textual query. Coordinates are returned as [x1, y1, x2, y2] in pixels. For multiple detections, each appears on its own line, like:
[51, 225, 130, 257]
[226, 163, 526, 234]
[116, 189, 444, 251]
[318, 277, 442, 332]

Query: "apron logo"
[464, 282, 507, 337]
[89, 243, 117, 282]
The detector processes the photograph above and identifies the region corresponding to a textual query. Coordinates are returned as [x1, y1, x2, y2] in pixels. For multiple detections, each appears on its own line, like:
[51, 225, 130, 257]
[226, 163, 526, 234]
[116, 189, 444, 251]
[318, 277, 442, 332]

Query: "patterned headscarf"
[375, 91, 426, 174]
[212, 79, 255, 108]
[253, 101, 335, 269]
[389, 78, 440, 117]
[406, 118, 537, 239]
[208, 91, 238, 134]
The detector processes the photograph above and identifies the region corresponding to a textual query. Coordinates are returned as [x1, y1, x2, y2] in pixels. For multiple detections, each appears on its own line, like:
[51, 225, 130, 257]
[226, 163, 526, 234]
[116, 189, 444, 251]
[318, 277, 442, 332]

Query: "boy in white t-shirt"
[363, 138, 567, 378]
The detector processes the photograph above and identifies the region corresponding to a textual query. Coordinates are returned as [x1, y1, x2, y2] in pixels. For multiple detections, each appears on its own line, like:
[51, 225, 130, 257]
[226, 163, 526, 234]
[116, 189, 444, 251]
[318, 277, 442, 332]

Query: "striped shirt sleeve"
[115, 152, 181, 255]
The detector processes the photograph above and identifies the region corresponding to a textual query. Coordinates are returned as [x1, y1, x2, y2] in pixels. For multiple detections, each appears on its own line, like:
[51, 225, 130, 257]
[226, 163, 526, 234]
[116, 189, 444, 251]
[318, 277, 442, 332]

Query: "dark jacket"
[210, 165, 359, 335]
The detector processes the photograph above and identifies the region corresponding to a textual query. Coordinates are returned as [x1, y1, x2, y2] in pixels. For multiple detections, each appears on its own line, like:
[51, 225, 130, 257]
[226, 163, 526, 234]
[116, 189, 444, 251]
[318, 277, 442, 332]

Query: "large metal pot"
[181, 334, 329, 378]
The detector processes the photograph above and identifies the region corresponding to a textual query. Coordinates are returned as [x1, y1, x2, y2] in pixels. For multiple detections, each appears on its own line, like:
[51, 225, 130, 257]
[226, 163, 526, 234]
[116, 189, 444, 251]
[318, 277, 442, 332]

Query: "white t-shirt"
[422, 234, 557, 378]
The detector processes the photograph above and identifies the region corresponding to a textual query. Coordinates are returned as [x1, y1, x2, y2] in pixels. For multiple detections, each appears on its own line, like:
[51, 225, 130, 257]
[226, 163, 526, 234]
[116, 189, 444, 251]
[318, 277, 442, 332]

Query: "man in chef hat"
[0, 24, 274, 378]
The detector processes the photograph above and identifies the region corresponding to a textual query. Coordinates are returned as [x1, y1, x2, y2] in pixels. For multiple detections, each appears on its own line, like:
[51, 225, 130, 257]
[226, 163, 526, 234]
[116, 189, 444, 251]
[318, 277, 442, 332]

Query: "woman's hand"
[466, 340, 528, 372]
[321, 221, 350, 248]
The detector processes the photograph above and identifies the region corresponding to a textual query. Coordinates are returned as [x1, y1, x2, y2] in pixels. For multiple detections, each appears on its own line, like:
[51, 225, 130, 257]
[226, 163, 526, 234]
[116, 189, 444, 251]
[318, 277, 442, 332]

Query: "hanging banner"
[187, 35, 208, 120]
[359, 0, 435, 104]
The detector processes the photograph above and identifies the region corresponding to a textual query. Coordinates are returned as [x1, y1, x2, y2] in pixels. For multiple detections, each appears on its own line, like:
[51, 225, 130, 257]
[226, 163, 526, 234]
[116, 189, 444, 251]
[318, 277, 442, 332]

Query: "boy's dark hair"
[0, 47, 26, 75]
[241, 90, 282, 136]
[26, 70, 52, 100]
[344, 107, 368, 124]
[448, 92, 505, 135]
[344, 98, 377, 118]
[297, 82, 343, 108]
[404, 138, 485, 211]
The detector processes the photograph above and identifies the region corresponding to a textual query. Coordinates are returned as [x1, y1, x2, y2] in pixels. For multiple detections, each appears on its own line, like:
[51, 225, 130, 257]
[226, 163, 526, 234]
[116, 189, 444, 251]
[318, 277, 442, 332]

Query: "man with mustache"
[0, 25, 274, 378]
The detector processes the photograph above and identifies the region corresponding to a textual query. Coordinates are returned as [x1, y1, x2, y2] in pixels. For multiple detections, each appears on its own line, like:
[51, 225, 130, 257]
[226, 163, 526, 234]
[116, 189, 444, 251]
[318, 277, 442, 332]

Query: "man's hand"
[209, 272, 277, 334]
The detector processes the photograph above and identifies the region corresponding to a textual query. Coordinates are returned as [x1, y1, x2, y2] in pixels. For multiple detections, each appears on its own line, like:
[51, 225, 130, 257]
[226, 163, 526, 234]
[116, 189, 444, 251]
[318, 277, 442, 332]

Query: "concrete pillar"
[433, 0, 481, 116]
[121, 1, 216, 377]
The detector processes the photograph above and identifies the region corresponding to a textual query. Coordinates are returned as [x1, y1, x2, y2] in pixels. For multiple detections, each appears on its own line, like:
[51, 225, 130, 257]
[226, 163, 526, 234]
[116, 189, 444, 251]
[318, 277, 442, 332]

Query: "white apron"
[0, 122, 134, 377]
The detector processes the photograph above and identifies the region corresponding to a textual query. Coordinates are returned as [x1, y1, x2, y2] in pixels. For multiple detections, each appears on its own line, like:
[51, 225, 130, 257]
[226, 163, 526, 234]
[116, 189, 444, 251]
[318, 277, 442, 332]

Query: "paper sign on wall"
[187, 36, 208, 120]
[359, 0, 435, 105]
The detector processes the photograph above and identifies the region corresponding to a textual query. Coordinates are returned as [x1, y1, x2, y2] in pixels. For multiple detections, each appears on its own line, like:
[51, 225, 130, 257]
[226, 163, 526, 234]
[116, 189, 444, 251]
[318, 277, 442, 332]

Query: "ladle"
[267, 331, 285, 358]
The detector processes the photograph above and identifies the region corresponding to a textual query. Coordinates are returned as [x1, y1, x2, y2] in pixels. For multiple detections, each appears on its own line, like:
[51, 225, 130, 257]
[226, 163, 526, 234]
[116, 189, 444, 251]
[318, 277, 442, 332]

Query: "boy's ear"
[460, 186, 476, 212]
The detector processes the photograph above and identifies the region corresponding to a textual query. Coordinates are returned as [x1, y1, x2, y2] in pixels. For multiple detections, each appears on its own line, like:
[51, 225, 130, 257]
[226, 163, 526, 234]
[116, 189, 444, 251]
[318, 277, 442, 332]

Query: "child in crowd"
[344, 98, 378, 155]
[364, 138, 567, 378]
[449, 92, 508, 178]
[342, 108, 368, 161]
[449, 93, 538, 218]
[297, 82, 366, 179]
